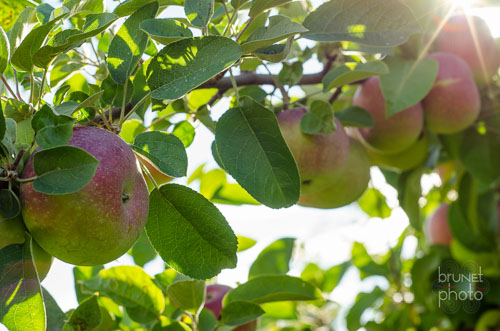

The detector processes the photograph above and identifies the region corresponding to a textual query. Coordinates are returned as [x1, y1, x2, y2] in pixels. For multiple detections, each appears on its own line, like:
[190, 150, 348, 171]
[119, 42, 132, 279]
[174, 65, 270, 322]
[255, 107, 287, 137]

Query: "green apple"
[21, 127, 149, 266]
[352, 77, 424, 155]
[423, 52, 480, 134]
[436, 15, 500, 86]
[277, 108, 350, 195]
[298, 138, 370, 209]
[425, 203, 453, 246]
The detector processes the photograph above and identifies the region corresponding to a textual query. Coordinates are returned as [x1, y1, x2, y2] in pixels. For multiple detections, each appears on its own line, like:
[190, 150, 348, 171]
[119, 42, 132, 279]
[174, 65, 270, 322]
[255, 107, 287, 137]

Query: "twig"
[0, 75, 19, 100]
[236, 17, 254, 41]
[328, 87, 343, 104]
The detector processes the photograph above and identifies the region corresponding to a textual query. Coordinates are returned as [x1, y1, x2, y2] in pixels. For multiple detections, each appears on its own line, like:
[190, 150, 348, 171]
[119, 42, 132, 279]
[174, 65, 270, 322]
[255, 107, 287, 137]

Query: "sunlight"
[447, 0, 480, 10]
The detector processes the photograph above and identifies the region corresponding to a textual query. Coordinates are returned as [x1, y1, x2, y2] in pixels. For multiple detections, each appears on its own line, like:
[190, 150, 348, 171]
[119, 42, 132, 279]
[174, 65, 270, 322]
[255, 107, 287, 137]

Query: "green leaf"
[172, 121, 195, 148]
[43, 288, 66, 331]
[237, 236, 256, 252]
[1, 0, 38, 31]
[0, 27, 9, 74]
[380, 57, 438, 116]
[33, 13, 118, 68]
[358, 188, 391, 219]
[199, 169, 259, 206]
[323, 262, 351, 292]
[215, 96, 300, 209]
[31, 105, 74, 149]
[0, 189, 21, 220]
[220, 301, 264, 326]
[241, 15, 307, 53]
[0, 119, 16, 158]
[248, 238, 295, 279]
[397, 169, 423, 230]
[252, 36, 293, 63]
[300, 100, 335, 135]
[322, 62, 389, 91]
[140, 18, 193, 45]
[73, 265, 104, 303]
[278, 62, 303, 86]
[83, 266, 165, 323]
[351, 242, 389, 279]
[185, 0, 214, 28]
[224, 275, 322, 304]
[147, 36, 242, 100]
[0, 236, 46, 331]
[128, 230, 157, 267]
[107, 2, 158, 84]
[63, 0, 104, 16]
[63, 295, 102, 331]
[335, 106, 374, 128]
[146, 184, 238, 279]
[32, 145, 99, 195]
[36, 3, 55, 24]
[0, 102, 5, 141]
[132, 131, 188, 178]
[198, 309, 218, 331]
[167, 280, 206, 315]
[346, 287, 384, 331]
[249, 0, 294, 17]
[113, 0, 180, 17]
[8, 7, 38, 58]
[303, 0, 420, 47]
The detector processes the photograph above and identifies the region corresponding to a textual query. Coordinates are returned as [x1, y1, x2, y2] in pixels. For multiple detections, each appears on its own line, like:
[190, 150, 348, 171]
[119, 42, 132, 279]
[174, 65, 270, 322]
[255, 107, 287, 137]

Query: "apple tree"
[0, 0, 500, 330]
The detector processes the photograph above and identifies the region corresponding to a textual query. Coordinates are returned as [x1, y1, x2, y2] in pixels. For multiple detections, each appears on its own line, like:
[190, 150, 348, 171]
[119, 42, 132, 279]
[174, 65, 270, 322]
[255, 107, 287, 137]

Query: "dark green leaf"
[146, 184, 237, 279]
[33, 146, 99, 194]
[36, 3, 55, 24]
[43, 288, 66, 331]
[128, 230, 157, 267]
[63, 295, 102, 331]
[185, 0, 214, 27]
[167, 280, 206, 315]
[335, 106, 374, 128]
[32, 105, 74, 149]
[220, 301, 264, 326]
[253, 37, 293, 63]
[198, 309, 218, 331]
[249, 238, 295, 279]
[0, 189, 21, 220]
[107, 2, 158, 84]
[140, 18, 193, 45]
[322, 62, 389, 91]
[278, 61, 303, 86]
[300, 100, 335, 135]
[0, 27, 9, 74]
[249, 0, 294, 17]
[303, 0, 420, 47]
[0, 101, 5, 142]
[147, 36, 242, 100]
[215, 96, 300, 208]
[132, 131, 188, 178]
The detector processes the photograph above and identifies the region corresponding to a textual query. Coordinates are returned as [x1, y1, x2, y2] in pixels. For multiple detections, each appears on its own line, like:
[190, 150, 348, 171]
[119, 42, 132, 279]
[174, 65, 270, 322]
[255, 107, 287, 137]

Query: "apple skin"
[276, 108, 350, 195]
[21, 126, 149, 266]
[298, 138, 370, 209]
[436, 15, 500, 86]
[205, 284, 257, 331]
[136, 153, 173, 192]
[425, 204, 453, 246]
[352, 77, 424, 155]
[422, 52, 480, 134]
[364, 133, 429, 172]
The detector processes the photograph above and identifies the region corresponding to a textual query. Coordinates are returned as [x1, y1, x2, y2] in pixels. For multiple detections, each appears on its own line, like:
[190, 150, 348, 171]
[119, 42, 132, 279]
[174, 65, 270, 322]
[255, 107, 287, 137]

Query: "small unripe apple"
[21, 127, 149, 266]
[277, 108, 350, 195]
[298, 138, 370, 209]
[136, 153, 173, 192]
[422, 52, 480, 134]
[425, 204, 453, 246]
[436, 15, 500, 86]
[352, 77, 424, 155]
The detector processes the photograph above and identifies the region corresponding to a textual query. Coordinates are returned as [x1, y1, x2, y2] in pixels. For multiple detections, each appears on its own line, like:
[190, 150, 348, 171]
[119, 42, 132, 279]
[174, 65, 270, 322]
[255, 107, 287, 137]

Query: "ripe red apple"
[298, 138, 370, 209]
[425, 204, 453, 246]
[436, 15, 500, 86]
[352, 77, 424, 155]
[205, 284, 257, 331]
[422, 52, 480, 134]
[276, 108, 350, 195]
[21, 126, 149, 266]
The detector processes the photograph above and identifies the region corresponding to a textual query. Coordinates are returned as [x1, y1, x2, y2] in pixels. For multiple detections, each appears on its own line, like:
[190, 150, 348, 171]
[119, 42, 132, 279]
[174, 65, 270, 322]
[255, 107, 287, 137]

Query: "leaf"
[63, 0, 104, 16]
[241, 15, 307, 53]
[322, 62, 389, 91]
[278, 62, 303, 86]
[300, 100, 336, 135]
[358, 188, 391, 219]
[31, 105, 74, 149]
[220, 301, 264, 326]
[146, 184, 238, 279]
[132, 131, 188, 178]
[0, 237, 46, 331]
[32, 146, 99, 195]
[1, 0, 38, 31]
[379, 57, 438, 116]
[43, 288, 66, 331]
[346, 287, 384, 331]
[198, 309, 218, 331]
[0, 189, 21, 220]
[323, 262, 351, 292]
[172, 121, 195, 148]
[351, 242, 389, 279]
[0, 119, 16, 158]
[73, 266, 104, 303]
[83, 266, 165, 323]
[63, 295, 102, 331]
[248, 238, 295, 279]
[249, 0, 294, 17]
[253, 36, 293, 63]
[107, 2, 158, 84]
[199, 169, 259, 206]
[36, 3, 55, 24]
[335, 106, 374, 128]
[237, 236, 256, 252]
[128, 230, 157, 267]
[215, 96, 300, 209]
[113, 0, 179, 17]
[140, 18, 193, 45]
[167, 280, 206, 315]
[0, 102, 5, 141]
[147, 36, 242, 100]
[224, 275, 322, 304]
[303, 0, 420, 47]
[185, 0, 214, 28]
[7, 7, 38, 54]
[0, 27, 9, 74]
[397, 169, 423, 230]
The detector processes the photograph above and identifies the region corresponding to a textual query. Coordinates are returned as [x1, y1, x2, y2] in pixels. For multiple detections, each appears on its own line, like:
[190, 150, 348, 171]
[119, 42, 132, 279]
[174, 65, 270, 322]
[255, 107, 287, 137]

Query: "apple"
[21, 126, 149, 266]
[435, 161, 456, 185]
[277, 108, 350, 195]
[365, 133, 429, 172]
[135, 153, 173, 192]
[352, 77, 424, 155]
[422, 52, 480, 134]
[425, 204, 453, 246]
[205, 284, 257, 331]
[436, 15, 500, 86]
[298, 138, 370, 209]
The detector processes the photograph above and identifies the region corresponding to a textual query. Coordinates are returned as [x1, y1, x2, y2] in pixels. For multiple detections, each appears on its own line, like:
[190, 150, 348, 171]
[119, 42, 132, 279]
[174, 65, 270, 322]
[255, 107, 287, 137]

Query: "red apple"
[425, 204, 453, 246]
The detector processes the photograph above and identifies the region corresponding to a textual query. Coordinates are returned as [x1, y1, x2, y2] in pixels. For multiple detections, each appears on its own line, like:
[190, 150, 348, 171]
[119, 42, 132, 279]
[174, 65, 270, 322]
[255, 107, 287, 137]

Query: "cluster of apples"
[278, 14, 499, 210]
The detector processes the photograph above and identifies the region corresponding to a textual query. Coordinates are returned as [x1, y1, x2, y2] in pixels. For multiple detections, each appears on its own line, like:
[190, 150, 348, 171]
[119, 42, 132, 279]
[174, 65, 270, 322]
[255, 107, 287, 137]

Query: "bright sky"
[2, 1, 500, 331]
